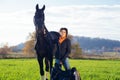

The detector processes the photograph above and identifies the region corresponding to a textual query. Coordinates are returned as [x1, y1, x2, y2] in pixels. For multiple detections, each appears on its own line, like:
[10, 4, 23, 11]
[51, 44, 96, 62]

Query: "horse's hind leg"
[37, 57, 45, 80]
[45, 58, 49, 80]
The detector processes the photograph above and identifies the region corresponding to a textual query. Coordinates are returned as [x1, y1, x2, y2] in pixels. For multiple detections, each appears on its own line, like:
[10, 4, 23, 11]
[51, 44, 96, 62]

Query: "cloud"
[45, 5, 120, 40]
[0, 10, 35, 46]
[0, 5, 120, 46]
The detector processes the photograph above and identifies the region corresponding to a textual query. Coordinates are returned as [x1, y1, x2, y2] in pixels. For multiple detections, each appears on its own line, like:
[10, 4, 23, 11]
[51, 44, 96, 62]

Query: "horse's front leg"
[45, 56, 53, 80]
[37, 56, 45, 80]
[45, 58, 49, 80]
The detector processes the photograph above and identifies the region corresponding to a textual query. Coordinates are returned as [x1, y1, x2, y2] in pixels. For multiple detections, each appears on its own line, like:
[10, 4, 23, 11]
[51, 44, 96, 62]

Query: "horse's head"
[34, 4, 45, 35]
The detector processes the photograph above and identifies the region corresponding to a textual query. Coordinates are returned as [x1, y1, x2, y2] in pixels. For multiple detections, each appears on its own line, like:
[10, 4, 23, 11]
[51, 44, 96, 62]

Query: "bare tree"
[23, 32, 35, 56]
[70, 42, 82, 58]
[0, 43, 11, 54]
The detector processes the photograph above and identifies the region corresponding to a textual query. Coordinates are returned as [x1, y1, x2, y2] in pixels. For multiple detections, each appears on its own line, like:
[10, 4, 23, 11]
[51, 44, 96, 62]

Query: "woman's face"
[60, 30, 67, 38]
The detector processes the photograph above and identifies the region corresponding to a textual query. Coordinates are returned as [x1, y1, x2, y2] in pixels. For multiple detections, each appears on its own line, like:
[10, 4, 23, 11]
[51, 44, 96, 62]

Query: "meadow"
[0, 59, 120, 80]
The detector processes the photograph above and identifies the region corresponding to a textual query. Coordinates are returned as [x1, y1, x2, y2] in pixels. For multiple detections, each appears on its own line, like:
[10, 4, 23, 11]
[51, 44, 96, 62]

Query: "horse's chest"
[35, 39, 48, 50]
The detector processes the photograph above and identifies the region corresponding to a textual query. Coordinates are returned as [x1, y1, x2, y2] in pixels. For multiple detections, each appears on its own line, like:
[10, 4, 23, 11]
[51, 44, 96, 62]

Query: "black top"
[55, 38, 71, 60]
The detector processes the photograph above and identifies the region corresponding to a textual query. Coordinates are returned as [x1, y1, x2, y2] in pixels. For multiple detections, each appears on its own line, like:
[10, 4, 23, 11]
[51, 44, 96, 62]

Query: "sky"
[0, 0, 120, 47]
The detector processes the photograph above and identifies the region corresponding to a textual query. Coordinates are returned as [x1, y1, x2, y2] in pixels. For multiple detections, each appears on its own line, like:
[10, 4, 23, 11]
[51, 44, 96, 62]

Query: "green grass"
[0, 59, 120, 80]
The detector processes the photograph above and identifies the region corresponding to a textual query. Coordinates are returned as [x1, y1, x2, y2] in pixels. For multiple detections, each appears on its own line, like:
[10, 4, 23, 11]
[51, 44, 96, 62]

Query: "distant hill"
[73, 36, 120, 51]
[12, 36, 120, 52]
[11, 43, 25, 52]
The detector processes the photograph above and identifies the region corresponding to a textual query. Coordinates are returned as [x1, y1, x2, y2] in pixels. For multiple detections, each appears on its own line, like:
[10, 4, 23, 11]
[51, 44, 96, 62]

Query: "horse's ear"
[42, 5, 45, 11]
[36, 4, 39, 11]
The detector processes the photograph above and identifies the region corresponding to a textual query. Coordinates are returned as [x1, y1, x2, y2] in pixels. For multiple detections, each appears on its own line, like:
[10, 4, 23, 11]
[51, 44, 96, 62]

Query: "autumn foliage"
[0, 43, 11, 54]
[23, 32, 82, 58]
[23, 32, 35, 56]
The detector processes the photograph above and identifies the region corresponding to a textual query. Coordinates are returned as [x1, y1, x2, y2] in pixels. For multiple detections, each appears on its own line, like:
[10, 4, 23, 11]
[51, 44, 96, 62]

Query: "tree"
[68, 34, 73, 40]
[0, 43, 11, 54]
[70, 42, 82, 58]
[23, 32, 35, 56]
[23, 32, 82, 58]
[67, 34, 82, 58]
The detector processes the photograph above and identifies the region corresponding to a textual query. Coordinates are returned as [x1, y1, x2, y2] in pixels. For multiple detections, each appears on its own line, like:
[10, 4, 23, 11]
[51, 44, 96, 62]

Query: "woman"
[55, 27, 71, 70]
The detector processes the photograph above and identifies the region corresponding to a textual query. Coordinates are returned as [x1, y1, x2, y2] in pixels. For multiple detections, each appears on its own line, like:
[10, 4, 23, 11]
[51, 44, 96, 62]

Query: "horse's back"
[49, 31, 60, 40]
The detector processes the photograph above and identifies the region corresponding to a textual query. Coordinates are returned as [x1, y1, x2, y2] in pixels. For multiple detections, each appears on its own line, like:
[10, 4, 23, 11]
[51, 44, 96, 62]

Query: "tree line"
[0, 32, 82, 59]
[23, 32, 82, 58]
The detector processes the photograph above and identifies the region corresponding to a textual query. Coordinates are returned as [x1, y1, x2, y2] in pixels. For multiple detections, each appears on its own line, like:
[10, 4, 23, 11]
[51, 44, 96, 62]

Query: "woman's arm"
[66, 39, 71, 55]
[61, 39, 71, 60]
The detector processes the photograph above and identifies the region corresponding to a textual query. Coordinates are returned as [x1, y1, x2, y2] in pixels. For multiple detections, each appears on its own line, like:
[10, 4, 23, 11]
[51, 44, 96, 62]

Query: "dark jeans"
[55, 58, 70, 70]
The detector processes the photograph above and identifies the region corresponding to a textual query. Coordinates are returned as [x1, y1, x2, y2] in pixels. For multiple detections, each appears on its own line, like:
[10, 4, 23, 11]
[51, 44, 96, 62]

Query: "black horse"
[33, 4, 60, 80]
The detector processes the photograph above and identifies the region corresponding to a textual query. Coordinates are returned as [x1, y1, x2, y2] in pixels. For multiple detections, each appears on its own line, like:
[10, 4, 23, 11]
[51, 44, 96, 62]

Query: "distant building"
[114, 47, 120, 52]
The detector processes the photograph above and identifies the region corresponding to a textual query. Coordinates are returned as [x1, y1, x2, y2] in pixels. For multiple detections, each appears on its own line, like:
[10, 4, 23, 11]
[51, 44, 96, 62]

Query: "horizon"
[0, 0, 120, 46]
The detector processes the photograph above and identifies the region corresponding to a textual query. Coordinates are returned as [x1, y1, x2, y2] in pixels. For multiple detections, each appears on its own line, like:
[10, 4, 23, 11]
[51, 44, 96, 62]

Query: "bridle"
[36, 24, 47, 38]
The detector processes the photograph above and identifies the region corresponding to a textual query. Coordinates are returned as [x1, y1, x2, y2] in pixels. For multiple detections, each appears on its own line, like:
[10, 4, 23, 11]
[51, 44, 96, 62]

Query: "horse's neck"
[36, 36, 44, 44]
[43, 24, 49, 33]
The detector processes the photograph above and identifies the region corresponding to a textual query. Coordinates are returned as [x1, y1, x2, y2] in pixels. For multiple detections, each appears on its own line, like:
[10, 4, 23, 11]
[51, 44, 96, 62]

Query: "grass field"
[0, 59, 120, 80]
